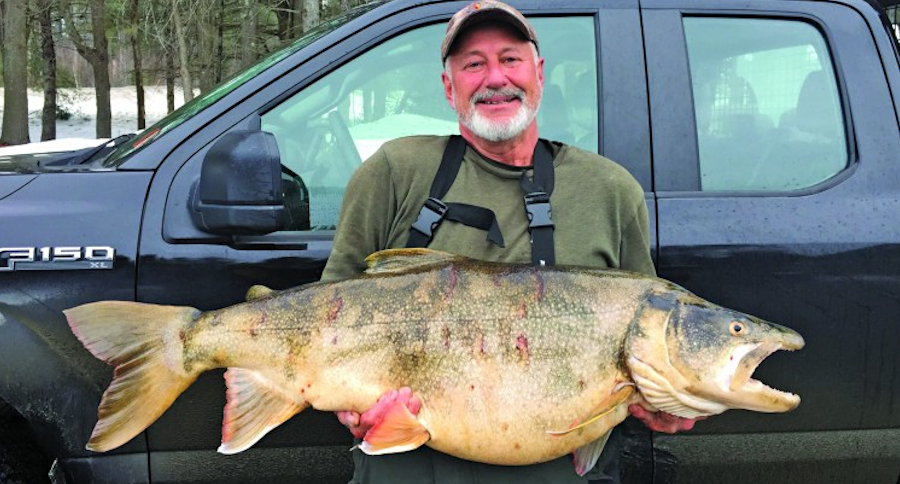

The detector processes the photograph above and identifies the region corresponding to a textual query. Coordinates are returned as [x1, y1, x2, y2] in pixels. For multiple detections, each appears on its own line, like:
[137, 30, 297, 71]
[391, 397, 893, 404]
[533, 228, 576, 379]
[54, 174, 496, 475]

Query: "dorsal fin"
[245, 285, 275, 301]
[365, 248, 461, 275]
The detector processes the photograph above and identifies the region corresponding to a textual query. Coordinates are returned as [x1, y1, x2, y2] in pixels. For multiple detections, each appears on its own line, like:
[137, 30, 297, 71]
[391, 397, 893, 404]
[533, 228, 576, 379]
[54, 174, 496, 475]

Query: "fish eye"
[729, 321, 746, 336]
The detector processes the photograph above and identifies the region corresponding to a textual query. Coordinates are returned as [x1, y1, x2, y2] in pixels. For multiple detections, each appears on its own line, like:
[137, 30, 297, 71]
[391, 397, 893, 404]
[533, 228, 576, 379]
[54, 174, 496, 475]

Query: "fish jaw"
[629, 338, 804, 418]
[626, 288, 805, 419]
[712, 336, 804, 413]
[624, 294, 729, 419]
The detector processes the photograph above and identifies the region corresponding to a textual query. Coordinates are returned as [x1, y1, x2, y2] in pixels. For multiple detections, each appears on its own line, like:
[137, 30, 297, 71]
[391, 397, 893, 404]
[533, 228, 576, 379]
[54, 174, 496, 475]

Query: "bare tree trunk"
[166, 42, 176, 113]
[130, 0, 145, 129]
[1, 0, 31, 145]
[274, 0, 290, 41]
[90, 0, 111, 138]
[240, 0, 258, 67]
[61, 0, 112, 138]
[215, 0, 224, 83]
[171, 0, 194, 103]
[301, 0, 318, 34]
[94, 62, 112, 138]
[197, 0, 216, 93]
[38, 0, 58, 141]
[291, 0, 301, 39]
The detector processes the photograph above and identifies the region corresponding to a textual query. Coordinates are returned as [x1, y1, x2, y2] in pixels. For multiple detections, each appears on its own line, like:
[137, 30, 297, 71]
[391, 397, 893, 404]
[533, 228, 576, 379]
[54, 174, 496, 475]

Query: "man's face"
[442, 22, 544, 142]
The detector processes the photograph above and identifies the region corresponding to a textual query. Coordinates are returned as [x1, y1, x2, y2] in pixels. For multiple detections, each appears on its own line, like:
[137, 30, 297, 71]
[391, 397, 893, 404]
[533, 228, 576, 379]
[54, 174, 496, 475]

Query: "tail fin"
[64, 301, 201, 452]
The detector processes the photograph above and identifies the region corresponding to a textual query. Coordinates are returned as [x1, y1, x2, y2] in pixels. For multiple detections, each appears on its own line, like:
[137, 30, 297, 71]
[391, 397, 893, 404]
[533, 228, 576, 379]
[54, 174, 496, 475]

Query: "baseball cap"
[441, 1, 539, 62]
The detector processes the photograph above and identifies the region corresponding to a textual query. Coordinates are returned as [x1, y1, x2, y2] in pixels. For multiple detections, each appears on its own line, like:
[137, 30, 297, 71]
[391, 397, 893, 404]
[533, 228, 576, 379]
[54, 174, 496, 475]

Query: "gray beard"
[454, 87, 541, 142]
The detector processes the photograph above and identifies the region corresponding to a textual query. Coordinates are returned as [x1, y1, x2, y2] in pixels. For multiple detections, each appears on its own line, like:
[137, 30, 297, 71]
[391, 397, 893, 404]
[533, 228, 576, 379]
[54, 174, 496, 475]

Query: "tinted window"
[684, 17, 847, 191]
[262, 16, 597, 230]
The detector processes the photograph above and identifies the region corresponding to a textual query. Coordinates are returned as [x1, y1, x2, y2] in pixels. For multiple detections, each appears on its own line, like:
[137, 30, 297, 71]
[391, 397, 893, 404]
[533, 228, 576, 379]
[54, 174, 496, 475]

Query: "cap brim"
[442, 9, 536, 61]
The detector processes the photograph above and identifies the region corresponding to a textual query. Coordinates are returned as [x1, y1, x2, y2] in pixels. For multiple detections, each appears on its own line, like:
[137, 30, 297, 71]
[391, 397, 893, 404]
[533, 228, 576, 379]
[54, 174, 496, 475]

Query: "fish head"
[626, 288, 804, 419]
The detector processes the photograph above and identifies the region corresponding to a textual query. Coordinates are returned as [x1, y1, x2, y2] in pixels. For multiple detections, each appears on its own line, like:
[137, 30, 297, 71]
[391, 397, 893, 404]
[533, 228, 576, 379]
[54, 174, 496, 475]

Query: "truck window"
[262, 16, 597, 230]
[683, 17, 847, 191]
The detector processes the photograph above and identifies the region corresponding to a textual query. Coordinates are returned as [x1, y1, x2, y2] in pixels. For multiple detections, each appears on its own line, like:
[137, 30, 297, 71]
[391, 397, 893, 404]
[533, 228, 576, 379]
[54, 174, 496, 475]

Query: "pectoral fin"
[547, 385, 634, 436]
[573, 429, 613, 476]
[358, 399, 431, 455]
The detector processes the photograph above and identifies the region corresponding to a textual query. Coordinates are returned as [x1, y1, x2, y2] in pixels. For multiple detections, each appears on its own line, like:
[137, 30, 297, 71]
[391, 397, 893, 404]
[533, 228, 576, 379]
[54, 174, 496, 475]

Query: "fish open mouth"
[726, 337, 804, 413]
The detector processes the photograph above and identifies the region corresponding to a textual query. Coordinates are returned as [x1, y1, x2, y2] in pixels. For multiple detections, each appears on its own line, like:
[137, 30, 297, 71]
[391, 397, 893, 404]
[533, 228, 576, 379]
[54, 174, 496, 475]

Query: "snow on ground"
[0, 86, 193, 143]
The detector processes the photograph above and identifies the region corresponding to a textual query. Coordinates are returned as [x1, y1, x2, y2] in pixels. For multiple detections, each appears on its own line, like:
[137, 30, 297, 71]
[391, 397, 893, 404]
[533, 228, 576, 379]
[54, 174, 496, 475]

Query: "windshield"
[103, 2, 383, 168]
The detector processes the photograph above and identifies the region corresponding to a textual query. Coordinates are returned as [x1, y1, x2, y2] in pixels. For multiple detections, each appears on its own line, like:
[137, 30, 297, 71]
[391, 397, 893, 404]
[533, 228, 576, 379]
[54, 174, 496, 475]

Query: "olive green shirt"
[319, 135, 654, 484]
[322, 135, 654, 282]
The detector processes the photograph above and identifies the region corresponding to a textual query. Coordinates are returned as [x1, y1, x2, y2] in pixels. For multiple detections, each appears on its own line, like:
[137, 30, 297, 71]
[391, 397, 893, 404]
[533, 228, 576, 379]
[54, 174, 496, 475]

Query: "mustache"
[470, 87, 526, 103]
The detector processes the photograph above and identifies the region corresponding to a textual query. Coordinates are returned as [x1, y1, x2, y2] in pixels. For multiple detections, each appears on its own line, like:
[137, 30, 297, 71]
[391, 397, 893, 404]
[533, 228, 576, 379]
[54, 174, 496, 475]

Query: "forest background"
[0, 0, 373, 145]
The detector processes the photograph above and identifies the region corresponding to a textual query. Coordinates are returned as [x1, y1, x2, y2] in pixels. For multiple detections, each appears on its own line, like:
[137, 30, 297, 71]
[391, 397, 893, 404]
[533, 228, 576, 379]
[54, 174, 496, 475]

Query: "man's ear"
[537, 57, 545, 87]
[441, 69, 454, 107]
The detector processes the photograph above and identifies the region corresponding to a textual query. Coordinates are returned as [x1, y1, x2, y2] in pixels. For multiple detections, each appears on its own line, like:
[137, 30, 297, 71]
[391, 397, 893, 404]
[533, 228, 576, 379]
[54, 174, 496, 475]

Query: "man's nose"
[484, 61, 509, 88]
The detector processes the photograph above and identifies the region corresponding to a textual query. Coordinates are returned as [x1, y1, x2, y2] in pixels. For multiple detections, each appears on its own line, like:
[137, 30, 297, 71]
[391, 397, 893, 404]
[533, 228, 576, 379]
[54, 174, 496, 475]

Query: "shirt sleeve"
[619, 197, 656, 277]
[320, 148, 396, 282]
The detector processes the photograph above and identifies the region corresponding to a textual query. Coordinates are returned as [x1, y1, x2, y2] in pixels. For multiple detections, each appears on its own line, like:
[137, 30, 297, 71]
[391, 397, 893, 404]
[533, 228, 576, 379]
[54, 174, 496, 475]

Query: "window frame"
[646, 8, 857, 195]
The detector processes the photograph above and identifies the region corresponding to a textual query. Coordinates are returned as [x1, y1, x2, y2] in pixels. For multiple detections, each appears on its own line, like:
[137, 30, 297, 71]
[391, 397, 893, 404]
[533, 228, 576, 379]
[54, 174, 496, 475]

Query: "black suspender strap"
[407, 136, 504, 248]
[520, 140, 555, 266]
[430, 134, 468, 199]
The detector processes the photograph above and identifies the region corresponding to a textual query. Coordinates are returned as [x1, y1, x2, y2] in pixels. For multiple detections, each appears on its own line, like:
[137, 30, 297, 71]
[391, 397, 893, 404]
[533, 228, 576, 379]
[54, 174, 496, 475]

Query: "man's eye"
[466, 62, 483, 69]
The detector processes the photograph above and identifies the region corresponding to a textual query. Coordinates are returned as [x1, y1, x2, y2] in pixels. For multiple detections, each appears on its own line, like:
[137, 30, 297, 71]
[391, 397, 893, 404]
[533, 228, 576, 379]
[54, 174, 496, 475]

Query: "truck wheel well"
[0, 398, 53, 484]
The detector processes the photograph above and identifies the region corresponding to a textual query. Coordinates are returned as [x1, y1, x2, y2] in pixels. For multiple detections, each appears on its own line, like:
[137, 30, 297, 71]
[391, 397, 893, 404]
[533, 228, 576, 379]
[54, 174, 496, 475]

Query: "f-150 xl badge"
[0, 247, 115, 271]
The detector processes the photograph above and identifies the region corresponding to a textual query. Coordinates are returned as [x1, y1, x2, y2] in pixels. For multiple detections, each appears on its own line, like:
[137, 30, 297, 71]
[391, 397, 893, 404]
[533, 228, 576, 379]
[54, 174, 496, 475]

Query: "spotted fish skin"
[64, 248, 803, 471]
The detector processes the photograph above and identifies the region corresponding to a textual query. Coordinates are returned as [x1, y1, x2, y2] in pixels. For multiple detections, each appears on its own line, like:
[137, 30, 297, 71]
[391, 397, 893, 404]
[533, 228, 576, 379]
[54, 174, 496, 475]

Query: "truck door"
[128, 1, 652, 482]
[645, 0, 900, 483]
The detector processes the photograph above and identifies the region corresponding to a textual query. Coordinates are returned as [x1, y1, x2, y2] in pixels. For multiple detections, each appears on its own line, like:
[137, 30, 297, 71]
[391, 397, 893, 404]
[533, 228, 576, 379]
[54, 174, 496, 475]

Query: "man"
[321, 2, 696, 482]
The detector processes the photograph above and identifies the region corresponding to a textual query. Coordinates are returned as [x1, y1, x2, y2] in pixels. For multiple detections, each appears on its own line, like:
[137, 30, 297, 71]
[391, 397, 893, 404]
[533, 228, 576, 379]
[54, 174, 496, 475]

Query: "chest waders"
[406, 135, 557, 266]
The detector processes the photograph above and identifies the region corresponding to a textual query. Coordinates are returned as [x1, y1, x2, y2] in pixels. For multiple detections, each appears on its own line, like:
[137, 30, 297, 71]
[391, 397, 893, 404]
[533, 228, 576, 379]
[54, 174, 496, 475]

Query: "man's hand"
[336, 387, 422, 439]
[629, 404, 704, 433]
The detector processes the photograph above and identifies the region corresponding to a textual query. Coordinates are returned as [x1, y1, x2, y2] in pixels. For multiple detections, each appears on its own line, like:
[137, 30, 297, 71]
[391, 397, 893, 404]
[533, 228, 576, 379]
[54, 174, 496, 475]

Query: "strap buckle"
[411, 197, 449, 238]
[524, 192, 554, 229]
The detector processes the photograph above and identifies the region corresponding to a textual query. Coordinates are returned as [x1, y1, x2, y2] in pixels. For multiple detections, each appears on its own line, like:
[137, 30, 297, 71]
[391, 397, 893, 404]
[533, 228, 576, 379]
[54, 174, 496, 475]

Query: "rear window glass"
[684, 17, 847, 191]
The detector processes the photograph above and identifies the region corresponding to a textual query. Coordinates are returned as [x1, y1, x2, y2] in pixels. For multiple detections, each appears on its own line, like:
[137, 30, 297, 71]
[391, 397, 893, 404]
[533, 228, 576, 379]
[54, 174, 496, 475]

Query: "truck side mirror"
[190, 130, 285, 235]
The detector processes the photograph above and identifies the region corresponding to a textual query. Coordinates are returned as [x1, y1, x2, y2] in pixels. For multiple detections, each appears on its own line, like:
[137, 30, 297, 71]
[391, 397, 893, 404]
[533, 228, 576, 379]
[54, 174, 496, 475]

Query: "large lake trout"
[65, 248, 804, 475]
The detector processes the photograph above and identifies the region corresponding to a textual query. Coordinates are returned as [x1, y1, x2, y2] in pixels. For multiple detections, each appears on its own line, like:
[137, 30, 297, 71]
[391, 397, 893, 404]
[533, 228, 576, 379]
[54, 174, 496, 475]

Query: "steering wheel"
[327, 111, 363, 177]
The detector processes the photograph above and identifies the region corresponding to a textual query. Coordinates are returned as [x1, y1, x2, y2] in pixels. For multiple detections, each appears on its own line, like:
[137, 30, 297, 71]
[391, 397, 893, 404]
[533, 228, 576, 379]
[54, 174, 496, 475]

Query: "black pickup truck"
[2, 0, 899, 482]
